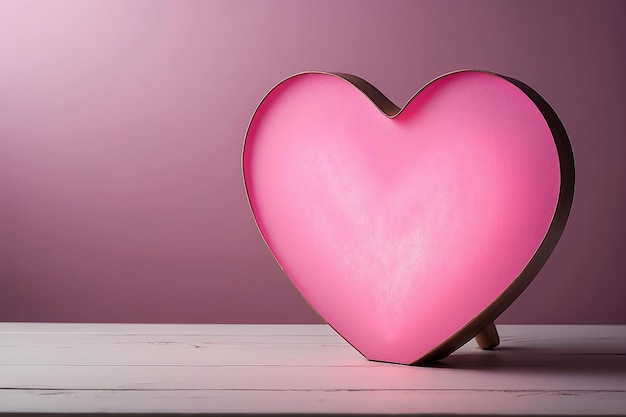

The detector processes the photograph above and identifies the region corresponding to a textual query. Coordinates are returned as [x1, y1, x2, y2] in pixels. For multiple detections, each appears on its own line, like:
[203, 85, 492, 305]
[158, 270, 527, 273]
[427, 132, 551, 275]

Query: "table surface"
[1, 323, 625, 416]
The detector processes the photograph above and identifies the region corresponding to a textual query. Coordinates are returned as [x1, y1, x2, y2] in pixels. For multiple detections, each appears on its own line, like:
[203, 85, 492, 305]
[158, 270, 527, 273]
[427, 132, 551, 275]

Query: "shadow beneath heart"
[425, 342, 626, 374]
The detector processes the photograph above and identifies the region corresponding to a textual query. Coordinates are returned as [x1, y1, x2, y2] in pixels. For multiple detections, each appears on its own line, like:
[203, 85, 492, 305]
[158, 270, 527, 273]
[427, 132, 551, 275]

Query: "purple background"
[1, 0, 624, 324]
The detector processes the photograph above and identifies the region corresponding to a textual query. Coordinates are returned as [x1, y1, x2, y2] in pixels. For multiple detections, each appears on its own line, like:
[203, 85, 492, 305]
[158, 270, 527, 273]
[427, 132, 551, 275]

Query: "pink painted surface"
[0, 1, 624, 325]
[244, 72, 560, 363]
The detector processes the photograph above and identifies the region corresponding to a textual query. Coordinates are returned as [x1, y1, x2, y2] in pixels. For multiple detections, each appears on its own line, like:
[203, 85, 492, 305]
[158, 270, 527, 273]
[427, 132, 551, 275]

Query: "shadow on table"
[426, 344, 626, 373]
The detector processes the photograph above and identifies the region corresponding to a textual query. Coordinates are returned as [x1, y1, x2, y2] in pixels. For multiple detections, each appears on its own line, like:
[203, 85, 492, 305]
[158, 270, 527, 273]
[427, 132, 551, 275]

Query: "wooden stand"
[475, 322, 500, 350]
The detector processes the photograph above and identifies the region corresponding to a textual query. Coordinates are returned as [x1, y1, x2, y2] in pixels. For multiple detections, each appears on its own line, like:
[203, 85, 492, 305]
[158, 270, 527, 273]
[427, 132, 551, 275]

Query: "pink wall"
[1, 0, 624, 324]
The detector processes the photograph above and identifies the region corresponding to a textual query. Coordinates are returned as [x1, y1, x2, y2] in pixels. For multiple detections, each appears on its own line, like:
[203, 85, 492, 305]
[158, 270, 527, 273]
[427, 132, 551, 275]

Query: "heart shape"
[243, 70, 574, 364]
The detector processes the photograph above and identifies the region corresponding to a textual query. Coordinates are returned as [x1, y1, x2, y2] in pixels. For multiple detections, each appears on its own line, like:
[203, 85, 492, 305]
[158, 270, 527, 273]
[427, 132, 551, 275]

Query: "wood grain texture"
[0, 324, 625, 415]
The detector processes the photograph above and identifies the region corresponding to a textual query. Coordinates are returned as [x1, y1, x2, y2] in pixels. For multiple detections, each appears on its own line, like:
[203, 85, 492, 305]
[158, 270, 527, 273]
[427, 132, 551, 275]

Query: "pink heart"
[243, 71, 574, 364]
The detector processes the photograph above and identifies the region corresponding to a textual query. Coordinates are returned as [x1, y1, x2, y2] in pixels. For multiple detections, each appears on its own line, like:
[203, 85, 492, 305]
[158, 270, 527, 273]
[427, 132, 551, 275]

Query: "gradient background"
[0, 0, 624, 324]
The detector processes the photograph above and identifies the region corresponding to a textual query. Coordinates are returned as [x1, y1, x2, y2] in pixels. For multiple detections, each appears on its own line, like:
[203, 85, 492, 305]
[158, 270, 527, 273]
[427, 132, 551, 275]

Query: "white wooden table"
[1, 324, 625, 415]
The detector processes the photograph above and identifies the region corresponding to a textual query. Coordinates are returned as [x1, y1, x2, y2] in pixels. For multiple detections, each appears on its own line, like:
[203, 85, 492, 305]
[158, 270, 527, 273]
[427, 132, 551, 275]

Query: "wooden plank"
[1, 388, 625, 415]
[2, 362, 625, 392]
[0, 324, 625, 415]
[0, 323, 335, 335]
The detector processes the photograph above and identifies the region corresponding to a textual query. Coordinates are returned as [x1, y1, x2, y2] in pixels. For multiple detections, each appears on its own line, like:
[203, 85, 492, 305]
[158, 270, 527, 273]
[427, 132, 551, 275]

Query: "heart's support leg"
[475, 322, 500, 350]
